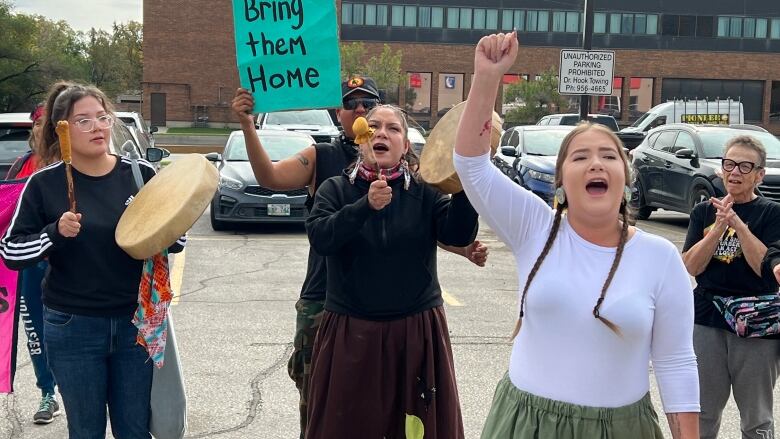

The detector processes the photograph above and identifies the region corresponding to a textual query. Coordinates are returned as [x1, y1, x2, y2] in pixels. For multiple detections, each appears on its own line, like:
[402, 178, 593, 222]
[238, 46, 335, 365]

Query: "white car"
[116, 111, 157, 148]
[408, 127, 425, 155]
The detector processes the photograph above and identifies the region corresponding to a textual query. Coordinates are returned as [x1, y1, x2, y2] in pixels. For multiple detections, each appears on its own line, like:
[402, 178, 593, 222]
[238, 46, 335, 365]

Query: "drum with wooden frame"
[116, 154, 218, 260]
[419, 101, 503, 193]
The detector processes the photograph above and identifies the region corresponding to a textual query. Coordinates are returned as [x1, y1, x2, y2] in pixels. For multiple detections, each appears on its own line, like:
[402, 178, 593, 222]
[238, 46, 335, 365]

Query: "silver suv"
[256, 109, 339, 144]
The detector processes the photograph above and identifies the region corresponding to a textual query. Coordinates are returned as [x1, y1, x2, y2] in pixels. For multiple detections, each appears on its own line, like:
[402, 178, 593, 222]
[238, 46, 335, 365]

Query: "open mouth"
[585, 179, 608, 195]
[372, 143, 389, 153]
[727, 178, 742, 185]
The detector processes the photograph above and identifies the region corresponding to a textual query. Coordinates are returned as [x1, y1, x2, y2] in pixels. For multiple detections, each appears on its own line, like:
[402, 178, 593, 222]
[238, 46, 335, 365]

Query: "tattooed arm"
[454, 32, 518, 158]
[666, 413, 699, 439]
[232, 88, 316, 190]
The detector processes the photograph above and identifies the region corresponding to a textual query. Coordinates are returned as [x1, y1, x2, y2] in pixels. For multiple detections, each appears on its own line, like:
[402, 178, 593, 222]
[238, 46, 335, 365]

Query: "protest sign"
[233, 0, 342, 112]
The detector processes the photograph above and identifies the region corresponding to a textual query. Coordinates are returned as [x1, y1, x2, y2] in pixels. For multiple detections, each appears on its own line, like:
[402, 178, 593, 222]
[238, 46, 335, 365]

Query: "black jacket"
[306, 174, 478, 320]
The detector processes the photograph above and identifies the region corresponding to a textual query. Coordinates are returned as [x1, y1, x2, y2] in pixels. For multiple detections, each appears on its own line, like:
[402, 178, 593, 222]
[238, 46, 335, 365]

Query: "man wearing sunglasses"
[682, 135, 780, 439]
[231, 76, 487, 438]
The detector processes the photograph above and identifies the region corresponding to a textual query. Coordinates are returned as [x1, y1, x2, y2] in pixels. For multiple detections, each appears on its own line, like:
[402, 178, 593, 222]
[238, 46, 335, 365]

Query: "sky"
[11, 0, 142, 32]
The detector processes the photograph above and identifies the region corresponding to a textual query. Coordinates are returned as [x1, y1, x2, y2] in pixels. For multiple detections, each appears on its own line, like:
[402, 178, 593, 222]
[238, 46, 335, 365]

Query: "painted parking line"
[441, 289, 464, 307]
[170, 249, 186, 305]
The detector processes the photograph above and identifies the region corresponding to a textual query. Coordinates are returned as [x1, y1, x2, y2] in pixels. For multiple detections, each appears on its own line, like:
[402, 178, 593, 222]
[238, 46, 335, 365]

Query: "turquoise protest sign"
[232, 0, 342, 113]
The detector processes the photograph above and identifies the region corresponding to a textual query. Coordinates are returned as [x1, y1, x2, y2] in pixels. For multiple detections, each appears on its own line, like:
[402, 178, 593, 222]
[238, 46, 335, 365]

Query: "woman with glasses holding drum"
[0, 81, 184, 439]
[682, 135, 780, 439]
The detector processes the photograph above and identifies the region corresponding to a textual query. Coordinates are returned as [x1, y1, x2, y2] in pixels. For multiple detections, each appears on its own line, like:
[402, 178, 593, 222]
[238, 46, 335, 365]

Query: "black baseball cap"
[342, 76, 380, 100]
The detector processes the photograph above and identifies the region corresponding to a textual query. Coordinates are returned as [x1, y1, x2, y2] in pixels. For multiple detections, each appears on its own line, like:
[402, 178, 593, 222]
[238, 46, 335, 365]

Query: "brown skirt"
[305, 306, 464, 439]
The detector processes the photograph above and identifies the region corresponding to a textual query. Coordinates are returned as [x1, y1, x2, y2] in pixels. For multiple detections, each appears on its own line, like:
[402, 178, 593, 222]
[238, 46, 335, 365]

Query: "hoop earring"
[623, 186, 632, 205]
[554, 187, 566, 207]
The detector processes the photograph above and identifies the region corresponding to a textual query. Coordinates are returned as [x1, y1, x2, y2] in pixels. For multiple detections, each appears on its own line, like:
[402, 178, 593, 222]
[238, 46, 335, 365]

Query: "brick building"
[142, 0, 780, 133]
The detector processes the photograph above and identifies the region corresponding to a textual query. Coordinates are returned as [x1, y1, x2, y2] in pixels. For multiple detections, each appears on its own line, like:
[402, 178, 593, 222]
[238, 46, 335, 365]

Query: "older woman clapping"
[682, 135, 780, 439]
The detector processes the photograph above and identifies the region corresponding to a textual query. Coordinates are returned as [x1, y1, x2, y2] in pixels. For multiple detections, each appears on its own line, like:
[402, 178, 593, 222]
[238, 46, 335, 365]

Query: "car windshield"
[522, 130, 571, 156]
[630, 112, 654, 128]
[699, 130, 780, 159]
[408, 128, 425, 144]
[226, 133, 313, 161]
[266, 110, 332, 126]
[0, 128, 32, 162]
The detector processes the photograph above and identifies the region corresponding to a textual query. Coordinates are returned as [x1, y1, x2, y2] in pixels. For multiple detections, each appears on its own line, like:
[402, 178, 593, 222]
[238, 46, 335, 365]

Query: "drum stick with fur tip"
[55, 121, 77, 213]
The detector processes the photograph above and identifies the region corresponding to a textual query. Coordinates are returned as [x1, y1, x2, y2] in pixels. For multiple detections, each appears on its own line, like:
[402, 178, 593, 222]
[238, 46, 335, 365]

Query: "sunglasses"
[343, 97, 379, 111]
[722, 158, 761, 174]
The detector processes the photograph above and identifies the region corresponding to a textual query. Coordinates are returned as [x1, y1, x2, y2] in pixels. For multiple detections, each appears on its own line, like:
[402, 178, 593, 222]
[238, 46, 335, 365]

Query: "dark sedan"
[631, 123, 780, 219]
[206, 129, 315, 230]
[494, 125, 574, 205]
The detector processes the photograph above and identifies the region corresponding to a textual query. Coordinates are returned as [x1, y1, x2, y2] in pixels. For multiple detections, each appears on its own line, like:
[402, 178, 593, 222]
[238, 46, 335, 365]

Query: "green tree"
[339, 42, 404, 104]
[503, 68, 570, 125]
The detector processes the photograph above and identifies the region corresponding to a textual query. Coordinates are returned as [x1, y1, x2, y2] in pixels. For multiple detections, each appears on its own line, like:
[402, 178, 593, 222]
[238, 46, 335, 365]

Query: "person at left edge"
[0, 81, 185, 439]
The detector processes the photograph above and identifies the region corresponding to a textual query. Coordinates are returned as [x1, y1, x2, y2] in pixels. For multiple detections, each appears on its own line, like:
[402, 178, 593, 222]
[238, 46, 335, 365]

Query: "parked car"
[631, 123, 780, 219]
[206, 129, 315, 230]
[494, 125, 575, 205]
[408, 127, 426, 156]
[0, 112, 164, 177]
[116, 111, 158, 147]
[0, 113, 34, 176]
[537, 113, 619, 132]
[256, 109, 339, 144]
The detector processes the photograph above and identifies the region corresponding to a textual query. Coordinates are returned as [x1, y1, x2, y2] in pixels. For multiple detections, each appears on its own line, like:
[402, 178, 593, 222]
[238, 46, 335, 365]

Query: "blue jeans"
[43, 307, 152, 439]
[19, 261, 55, 396]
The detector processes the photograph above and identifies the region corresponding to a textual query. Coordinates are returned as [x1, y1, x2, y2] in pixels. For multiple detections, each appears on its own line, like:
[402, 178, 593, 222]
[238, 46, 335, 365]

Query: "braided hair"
[511, 122, 632, 339]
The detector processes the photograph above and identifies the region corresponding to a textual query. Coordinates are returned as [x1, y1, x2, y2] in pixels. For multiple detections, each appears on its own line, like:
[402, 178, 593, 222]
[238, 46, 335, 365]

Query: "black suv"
[631, 123, 780, 219]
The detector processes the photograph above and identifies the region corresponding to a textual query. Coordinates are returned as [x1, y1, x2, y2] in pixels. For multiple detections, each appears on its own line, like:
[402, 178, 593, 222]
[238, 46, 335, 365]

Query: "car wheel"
[633, 182, 653, 220]
[691, 186, 712, 211]
[210, 205, 228, 231]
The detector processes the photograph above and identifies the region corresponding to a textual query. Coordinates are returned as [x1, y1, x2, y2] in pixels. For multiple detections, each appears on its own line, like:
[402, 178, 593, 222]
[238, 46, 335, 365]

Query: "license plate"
[267, 204, 290, 216]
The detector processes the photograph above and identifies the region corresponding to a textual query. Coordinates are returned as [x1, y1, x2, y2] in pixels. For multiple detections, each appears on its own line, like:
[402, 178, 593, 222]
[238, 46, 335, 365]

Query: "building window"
[438, 74, 464, 116]
[566, 12, 579, 32]
[419, 6, 431, 27]
[352, 4, 364, 25]
[678, 15, 695, 36]
[609, 13, 621, 34]
[622, 14, 634, 34]
[553, 12, 566, 32]
[486, 9, 498, 29]
[406, 72, 432, 116]
[391, 5, 403, 26]
[502, 10, 512, 30]
[365, 4, 376, 25]
[662, 78, 764, 122]
[594, 13, 606, 33]
[771, 81, 780, 121]
[431, 7, 443, 27]
[743, 18, 756, 38]
[646, 15, 658, 34]
[342, 3, 352, 25]
[514, 10, 526, 31]
[772, 19, 780, 39]
[527, 10, 549, 32]
[729, 17, 742, 38]
[696, 16, 713, 37]
[756, 18, 768, 38]
[460, 8, 472, 29]
[634, 14, 647, 34]
[447, 8, 459, 29]
[474, 9, 486, 29]
[717, 16, 729, 37]
[404, 6, 416, 27]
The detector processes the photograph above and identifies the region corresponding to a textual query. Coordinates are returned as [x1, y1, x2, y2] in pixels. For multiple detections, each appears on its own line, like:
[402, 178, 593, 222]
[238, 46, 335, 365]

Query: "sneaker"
[33, 393, 60, 425]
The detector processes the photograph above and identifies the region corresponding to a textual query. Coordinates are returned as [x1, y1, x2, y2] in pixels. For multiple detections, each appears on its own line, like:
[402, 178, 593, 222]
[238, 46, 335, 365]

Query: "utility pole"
[579, 0, 594, 121]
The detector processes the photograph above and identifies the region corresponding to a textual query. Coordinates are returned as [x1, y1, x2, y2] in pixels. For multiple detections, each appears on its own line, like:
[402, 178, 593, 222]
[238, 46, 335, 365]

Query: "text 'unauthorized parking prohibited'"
[558, 49, 615, 96]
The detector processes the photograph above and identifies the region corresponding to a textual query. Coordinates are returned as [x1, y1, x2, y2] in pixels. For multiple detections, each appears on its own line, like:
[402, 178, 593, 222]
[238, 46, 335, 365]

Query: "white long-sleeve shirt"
[453, 151, 699, 413]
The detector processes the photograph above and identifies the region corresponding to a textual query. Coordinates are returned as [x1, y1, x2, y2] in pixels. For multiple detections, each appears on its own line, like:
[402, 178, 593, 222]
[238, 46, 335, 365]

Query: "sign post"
[232, 0, 343, 113]
[558, 49, 615, 97]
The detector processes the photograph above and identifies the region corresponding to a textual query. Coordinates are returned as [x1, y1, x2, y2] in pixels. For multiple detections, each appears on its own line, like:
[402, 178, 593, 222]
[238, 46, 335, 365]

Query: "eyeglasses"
[72, 115, 114, 132]
[722, 158, 761, 174]
[343, 97, 379, 111]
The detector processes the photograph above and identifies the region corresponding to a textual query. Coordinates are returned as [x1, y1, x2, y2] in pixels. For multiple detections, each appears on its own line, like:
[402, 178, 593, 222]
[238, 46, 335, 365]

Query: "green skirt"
[481, 373, 664, 439]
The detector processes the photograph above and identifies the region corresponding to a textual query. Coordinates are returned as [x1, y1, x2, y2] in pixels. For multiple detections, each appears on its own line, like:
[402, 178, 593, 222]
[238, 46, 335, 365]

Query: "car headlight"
[527, 169, 555, 184]
[219, 175, 243, 191]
